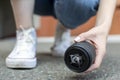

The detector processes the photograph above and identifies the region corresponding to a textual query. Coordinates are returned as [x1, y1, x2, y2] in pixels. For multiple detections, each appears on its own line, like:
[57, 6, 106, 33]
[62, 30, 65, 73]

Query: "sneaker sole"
[6, 57, 37, 68]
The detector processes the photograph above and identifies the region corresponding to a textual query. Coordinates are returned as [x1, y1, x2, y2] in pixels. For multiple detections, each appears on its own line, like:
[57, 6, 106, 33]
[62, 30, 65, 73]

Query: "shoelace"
[15, 25, 35, 53]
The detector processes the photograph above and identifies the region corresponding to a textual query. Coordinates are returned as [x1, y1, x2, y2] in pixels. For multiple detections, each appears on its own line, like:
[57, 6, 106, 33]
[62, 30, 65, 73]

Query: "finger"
[85, 49, 104, 72]
[74, 33, 87, 42]
[74, 36, 81, 42]
[85, 55, 102, 72]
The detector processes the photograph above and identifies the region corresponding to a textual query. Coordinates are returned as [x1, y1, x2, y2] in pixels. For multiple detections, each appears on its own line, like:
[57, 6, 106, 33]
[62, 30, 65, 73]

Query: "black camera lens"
[64, 41, 96, 73]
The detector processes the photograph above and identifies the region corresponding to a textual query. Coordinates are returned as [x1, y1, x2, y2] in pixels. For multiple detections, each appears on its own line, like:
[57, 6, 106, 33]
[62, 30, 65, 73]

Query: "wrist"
[95, 24, 111, 35]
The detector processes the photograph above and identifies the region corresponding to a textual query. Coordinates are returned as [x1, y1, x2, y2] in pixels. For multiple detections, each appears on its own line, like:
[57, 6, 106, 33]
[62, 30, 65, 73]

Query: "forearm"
[95, 0, 117, 34]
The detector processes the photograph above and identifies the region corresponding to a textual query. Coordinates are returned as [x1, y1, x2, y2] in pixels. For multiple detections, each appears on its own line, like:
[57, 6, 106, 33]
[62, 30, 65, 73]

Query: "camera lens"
[64, 41, 96, 73]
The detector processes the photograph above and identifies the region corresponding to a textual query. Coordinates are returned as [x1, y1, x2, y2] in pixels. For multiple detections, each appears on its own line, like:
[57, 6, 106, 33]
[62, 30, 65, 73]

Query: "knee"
[78, 0, 99, 13]
[54, 0, 99, 29]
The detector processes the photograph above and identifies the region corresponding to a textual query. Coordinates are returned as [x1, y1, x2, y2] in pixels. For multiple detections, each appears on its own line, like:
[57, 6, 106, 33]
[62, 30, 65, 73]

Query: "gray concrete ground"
[0, 38, 120, 80]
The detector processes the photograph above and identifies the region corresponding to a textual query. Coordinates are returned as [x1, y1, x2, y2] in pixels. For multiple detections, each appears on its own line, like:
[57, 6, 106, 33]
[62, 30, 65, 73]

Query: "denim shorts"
[34, 0, 99, 29]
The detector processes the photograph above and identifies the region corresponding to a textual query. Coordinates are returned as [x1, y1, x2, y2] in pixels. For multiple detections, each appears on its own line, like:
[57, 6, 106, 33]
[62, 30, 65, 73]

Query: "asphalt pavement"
[0, 41, 120, 80]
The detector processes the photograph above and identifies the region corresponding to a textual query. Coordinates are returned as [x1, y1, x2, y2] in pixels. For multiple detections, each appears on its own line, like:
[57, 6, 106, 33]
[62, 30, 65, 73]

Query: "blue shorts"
[34, 0, 99, 29]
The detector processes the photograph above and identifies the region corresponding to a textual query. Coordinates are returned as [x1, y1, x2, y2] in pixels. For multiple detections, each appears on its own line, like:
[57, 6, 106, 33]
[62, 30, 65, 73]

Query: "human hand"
[74, 26, 108, 72]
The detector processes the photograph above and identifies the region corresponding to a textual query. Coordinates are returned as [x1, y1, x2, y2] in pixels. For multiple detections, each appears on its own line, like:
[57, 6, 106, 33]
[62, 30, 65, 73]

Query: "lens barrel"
[64, 41, 96, 73]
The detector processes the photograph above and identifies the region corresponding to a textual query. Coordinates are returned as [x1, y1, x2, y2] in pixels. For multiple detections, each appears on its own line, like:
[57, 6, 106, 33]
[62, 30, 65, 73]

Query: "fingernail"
[74, 37, 80, 42]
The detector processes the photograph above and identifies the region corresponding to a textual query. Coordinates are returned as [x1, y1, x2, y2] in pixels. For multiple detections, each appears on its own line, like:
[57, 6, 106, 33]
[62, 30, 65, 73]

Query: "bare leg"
[117, 0, 120, 7]
[54, 22, 71, 46]
[11, 0, 35, 29]
[51, 22, 71, 57]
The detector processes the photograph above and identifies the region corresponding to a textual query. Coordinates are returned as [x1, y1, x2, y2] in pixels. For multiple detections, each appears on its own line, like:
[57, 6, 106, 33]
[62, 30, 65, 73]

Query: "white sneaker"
[51, 22, 71, 57]
[6, 27, 37, 68]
